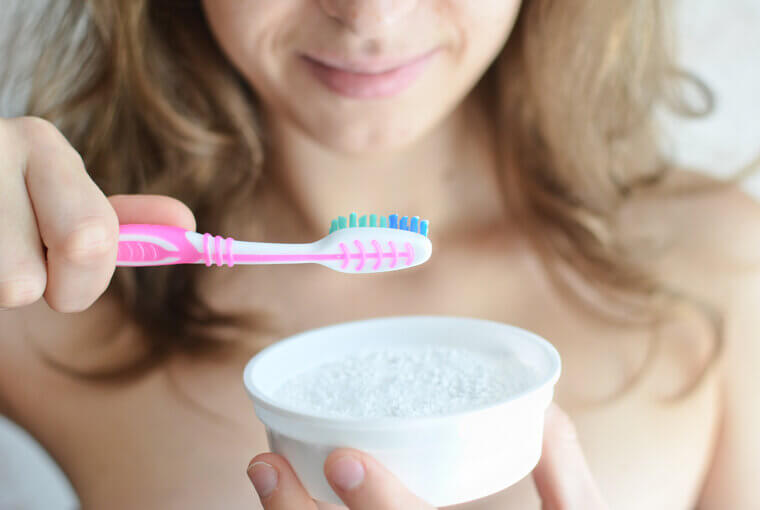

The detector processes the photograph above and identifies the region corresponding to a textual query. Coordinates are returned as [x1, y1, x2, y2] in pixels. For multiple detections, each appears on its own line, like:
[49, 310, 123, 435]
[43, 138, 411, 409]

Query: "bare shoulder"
[0, 293, 141, 425]
[614, 169, 760, 384]
[619, 168, 760, 292]
[641, 175, 760, 508]
[0, 302, 79, 421]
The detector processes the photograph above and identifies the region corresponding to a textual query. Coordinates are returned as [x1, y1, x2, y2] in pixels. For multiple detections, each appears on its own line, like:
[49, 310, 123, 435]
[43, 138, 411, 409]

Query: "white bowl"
[243, 316, 561, 506]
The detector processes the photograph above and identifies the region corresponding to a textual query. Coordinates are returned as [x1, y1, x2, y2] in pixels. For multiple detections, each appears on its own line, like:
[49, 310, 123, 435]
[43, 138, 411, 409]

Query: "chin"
[292, 103, 440, 156]
[313, 125, 423, 155]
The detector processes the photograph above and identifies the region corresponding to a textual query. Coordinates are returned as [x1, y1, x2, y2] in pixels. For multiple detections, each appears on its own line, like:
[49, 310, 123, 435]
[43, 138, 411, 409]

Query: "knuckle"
[60, 216, 119, 264]
[15, 117, 83, 168]
[16, 116, 62, 144]
[0, 275, 46, 309]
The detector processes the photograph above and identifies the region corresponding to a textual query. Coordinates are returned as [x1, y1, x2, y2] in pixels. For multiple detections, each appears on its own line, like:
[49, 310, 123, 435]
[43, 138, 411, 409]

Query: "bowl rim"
[243, 315, 561, 431]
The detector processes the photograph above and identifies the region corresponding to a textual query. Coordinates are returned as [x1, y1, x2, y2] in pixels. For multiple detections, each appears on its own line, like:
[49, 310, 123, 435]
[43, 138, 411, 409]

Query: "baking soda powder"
[273, 345, 538, 418]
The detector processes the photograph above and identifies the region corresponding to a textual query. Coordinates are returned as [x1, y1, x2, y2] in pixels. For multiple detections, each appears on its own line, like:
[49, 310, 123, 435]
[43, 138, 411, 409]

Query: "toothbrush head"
[321, 213, 432, 273]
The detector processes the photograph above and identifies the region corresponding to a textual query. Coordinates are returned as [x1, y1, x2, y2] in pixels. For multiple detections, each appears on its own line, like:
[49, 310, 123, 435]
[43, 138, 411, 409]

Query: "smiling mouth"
[300, 50, 439, 99]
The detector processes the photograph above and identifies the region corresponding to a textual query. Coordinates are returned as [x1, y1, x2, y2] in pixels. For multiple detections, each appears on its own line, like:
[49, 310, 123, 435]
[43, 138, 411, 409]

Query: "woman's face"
[202, 0, 522, 153]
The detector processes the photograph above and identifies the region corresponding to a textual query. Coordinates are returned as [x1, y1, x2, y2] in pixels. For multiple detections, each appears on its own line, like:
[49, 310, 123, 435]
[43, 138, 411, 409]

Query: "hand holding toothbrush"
[0, 116, 431, 315]
[0, 116, 195, 313]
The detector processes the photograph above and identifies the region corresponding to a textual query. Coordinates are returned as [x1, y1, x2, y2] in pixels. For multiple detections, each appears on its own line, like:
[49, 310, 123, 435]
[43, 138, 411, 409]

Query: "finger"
[0, 122, 46, 308]
[532, 403, 607, 510]
[247, 453, 319, 510]
[15, 117, 120, 313]
[324, 449, 433, 510]
[108, 194, 196, 231]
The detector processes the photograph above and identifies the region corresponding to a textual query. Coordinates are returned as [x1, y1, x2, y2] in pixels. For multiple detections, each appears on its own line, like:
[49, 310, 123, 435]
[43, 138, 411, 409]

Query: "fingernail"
[248, 461, 278, 499]
[327, 455, 365, 491]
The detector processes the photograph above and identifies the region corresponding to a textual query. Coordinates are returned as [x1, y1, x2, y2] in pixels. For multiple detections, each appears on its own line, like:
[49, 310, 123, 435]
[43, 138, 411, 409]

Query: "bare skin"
[2, 161, 756, 509]
[2, 1, 759, 508]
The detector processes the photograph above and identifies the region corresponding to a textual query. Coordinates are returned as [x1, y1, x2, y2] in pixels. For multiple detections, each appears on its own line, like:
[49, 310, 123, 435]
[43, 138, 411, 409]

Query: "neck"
[264, 94, 508, 240]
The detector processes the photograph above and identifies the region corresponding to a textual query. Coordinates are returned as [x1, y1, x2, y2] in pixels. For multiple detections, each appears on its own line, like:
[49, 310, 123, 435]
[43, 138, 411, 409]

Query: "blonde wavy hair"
[9, 0, 728, 396]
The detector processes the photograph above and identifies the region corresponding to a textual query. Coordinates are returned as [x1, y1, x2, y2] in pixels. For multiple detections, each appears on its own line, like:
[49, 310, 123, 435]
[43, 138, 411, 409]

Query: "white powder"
[273, 345, 538, 418]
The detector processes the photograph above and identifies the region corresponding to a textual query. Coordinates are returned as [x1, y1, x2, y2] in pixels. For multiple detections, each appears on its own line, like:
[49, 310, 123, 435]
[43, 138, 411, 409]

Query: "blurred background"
[1, 0, 758, 508]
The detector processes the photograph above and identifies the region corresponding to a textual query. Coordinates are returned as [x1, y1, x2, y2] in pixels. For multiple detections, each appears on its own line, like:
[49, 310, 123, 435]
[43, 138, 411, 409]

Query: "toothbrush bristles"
[328, 213, 429, 237]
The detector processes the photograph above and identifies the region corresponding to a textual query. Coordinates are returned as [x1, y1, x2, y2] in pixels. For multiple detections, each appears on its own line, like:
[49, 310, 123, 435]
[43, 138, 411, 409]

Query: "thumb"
[532, 403, 607, 510]
[108, 194, 196, 231]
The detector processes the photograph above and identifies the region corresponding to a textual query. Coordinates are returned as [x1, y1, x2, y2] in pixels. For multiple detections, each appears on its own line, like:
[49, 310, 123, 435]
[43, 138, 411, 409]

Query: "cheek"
[449, 0, 523, 27]
[201, 0, 305, 94]
[447, 0, 523, 60]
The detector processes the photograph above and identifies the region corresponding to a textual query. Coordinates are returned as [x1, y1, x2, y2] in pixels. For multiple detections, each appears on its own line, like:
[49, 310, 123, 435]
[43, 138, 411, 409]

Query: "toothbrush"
[116, 213, 432, 273]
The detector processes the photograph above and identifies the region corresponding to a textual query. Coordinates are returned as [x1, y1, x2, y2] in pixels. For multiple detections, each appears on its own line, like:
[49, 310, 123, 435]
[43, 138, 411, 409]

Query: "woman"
[0, 1, 757, 508]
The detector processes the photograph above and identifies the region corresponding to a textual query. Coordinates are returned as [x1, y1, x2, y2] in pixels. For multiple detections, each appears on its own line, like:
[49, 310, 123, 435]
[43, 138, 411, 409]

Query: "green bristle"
[380, 216, 388, 228]
[338, 216, 348, 230]
[359, 215, 368, 227]
[369, 214, 377, 227]
[329, 219, 338, 233]
[349, 212, 358, 228]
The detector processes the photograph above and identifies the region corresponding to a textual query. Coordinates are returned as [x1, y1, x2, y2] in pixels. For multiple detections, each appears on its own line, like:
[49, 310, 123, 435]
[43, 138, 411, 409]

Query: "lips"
[301, 50, 439, 99]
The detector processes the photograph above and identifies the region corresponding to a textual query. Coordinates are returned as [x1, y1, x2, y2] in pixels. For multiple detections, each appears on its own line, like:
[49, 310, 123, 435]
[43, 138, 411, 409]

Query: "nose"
[318, 0, 418, 35]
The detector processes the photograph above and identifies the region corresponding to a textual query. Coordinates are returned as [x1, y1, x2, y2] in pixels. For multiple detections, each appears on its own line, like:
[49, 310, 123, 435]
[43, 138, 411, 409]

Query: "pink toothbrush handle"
[117, 224, 235, 267]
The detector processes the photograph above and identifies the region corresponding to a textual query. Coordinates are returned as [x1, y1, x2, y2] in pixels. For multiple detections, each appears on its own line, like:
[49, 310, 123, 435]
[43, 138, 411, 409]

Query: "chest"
[189, 244, 720, 508]
[35, 242, 721, 509]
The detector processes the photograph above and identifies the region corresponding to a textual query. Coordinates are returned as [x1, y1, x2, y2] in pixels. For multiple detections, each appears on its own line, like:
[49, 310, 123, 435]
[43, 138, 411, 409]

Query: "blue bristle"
[329, 219, 338, 233]
[380, 216, 388, 228]
[400, 216, 409, 230]
[410, 216, 419, 233]
[338, 216, 348, 230]
[359, 215, 367, 227]
[349, 213, 358, 228]
[420, 220, 429, 237]
[389, 214, 399, 229]
[369, 214, 378, 227]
